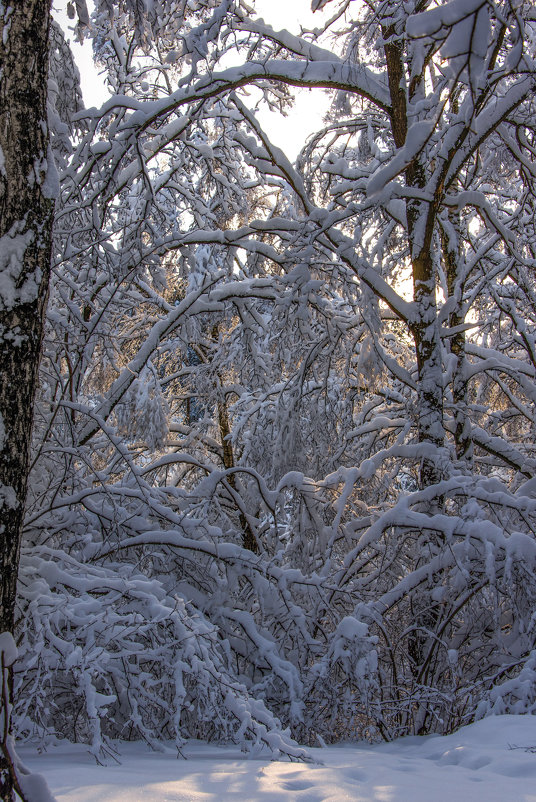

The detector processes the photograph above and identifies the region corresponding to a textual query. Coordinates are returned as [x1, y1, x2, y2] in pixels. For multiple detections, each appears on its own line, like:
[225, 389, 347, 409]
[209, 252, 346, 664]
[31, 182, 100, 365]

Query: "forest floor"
[20, 714, 536, 801]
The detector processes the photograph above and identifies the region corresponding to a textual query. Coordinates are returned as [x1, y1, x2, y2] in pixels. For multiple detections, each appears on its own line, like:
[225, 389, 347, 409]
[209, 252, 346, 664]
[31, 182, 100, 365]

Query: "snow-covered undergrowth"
[19, 715, 536, 802]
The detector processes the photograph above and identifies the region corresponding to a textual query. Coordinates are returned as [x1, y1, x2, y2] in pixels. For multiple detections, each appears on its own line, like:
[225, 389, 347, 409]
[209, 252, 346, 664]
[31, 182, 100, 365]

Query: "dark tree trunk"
[217, 396, 259, 553]
[410, 249, 446, 488]
[0, 2, 54, 798]
[440, 218, 473, 467]
[210, 326, 259, 553]
[383, 27, 446, 489]
[382, 24, 447, 733]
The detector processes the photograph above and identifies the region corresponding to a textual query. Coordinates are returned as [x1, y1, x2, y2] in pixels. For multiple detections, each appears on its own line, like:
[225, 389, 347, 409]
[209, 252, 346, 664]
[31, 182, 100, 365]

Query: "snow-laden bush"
[15, 533, 306, 761]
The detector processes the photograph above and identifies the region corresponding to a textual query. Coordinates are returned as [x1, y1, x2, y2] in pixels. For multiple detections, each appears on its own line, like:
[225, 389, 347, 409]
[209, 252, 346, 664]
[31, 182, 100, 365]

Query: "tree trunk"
[383, 32, 448, 729]
[211, 326, 259, 553]
[383, 28, 446, 488]
[217, 396, 259, 553]
[0, 2, 54, 798]
[411, 250, 447, 487]
[440, 219, 473, 466]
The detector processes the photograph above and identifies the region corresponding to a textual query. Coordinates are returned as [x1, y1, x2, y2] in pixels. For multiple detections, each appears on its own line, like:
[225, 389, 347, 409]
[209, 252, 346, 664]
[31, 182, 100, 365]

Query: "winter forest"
[1, 0, 536, 797]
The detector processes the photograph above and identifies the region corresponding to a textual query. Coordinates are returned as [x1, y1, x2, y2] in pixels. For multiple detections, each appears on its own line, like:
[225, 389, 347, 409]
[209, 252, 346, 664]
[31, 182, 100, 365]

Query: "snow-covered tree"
[5, 3, 536, 793]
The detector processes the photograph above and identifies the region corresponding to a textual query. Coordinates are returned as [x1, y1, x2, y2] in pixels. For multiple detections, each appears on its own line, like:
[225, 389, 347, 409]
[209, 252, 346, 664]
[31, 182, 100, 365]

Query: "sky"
[53, 0, 331, 159]
[254, 0, 331, 156]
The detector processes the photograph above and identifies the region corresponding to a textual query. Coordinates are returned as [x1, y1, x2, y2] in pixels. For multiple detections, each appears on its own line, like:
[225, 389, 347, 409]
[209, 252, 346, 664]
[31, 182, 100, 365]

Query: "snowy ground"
[20, 715, 536, 802]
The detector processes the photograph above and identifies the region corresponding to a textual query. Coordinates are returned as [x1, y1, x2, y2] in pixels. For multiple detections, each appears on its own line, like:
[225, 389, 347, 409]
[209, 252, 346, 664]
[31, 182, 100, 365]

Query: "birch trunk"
[0, 2, 53, 798]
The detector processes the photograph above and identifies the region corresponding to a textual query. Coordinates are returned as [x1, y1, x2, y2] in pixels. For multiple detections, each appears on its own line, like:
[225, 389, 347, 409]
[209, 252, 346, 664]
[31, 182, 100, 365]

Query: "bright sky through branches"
[240, 0, 331, 156]
[54, 0, 330, 159]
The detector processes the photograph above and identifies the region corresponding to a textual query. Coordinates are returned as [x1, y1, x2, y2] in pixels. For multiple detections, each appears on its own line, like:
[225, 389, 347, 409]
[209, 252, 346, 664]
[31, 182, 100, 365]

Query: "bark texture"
[0, 2, 54, 798]
[384, 25, 446, 489]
